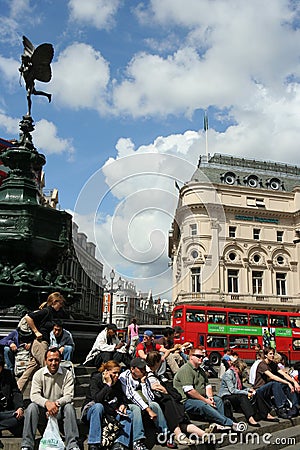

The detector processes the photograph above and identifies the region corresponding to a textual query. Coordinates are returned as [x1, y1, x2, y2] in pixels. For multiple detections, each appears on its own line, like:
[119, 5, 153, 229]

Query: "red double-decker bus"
[172, 305, 300, 366]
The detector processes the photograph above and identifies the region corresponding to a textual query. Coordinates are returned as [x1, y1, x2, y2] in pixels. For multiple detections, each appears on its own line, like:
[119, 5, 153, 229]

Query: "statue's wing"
[31, 43, 54, 83]
[22, 35, 35, 57]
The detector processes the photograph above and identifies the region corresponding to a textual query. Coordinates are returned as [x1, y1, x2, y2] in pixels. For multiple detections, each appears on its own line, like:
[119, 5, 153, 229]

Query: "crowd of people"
[0, 296, 299, 450]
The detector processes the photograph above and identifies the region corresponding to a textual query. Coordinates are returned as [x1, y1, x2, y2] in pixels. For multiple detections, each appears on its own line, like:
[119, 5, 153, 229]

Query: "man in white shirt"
[83, 324, 126, 366]
[20, 347, 80, 450]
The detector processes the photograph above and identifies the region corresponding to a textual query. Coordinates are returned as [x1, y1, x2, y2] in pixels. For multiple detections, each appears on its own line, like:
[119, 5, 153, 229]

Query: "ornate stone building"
[169, 154, 300, 312]
[58, 222, 103, 320]
[106, 283, 171, 330]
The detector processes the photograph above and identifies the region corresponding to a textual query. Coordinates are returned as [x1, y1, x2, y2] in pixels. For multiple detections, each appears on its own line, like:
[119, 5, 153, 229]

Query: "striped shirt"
[119, 369, 154, 410]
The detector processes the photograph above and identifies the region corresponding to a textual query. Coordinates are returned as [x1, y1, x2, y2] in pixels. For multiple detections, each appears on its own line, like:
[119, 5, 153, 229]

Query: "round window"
[229, 252, 236, 261]
[191, 250, 199, 259]
[277, 255, 284, 265]
[253, 254, 260, 263]
[224, 172, 236, 185]
[269, 178, 280, 190]
[248, 176, 258, 188]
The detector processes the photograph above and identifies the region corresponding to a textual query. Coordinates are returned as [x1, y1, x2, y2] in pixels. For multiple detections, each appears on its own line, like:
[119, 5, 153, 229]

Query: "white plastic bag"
[39, 416, 65, 450]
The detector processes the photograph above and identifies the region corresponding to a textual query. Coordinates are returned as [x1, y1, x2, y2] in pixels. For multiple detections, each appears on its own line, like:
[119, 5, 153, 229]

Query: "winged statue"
[19, 36, 54, 116]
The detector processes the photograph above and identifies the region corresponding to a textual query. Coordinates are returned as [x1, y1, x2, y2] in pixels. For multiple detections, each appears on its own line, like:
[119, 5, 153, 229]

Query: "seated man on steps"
[173, 347, 244, 432]
[119, 357, 171, 450]
[49, 319, 75, 361]
[83, 324, 127, 367]
[20, 347, 80, 450]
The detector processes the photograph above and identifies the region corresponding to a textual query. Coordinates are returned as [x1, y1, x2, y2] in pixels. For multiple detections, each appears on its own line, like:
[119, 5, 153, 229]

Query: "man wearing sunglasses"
[173, 347, 243, 431]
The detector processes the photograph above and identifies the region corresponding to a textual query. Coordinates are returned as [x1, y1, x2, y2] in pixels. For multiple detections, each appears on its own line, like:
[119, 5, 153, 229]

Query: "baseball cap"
[130, 357, 147, 369]
[144, 330, 153, 337]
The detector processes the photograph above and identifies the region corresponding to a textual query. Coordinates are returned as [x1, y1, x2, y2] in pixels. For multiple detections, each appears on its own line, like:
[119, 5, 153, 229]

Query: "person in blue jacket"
[0, 329, 32, 372]
[49, 319, 75, 361]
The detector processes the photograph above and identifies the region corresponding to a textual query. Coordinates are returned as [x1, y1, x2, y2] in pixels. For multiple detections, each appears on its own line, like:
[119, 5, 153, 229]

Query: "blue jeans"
[282, 385, 299, 408]
[4, 346, 15, 371]
[116, 411, 132, 447]
[256, 381, 287, 409]
[184, 396, 233, 426]
[128, 402, 169, 443]
[87, 403, 132, 446]
[87, 403, 104, 444]
[62, 345, 73, 361]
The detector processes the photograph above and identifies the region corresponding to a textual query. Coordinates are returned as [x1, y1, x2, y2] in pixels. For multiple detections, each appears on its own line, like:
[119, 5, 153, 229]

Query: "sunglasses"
[193, 354, 204, 358]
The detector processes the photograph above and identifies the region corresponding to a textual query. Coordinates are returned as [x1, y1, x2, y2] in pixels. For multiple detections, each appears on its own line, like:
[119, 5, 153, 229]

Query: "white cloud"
[0, 55, 20, 90]
[113, 0, 300, 118]
[51, 43, 110, 110]
[74, 138, 203, 298]
[34, 119, 75, 157]
[0, 111, 19, 135]
[68, 0, 121, 30]
[0, 112, 74, 158]
[10, 0, 31, 19]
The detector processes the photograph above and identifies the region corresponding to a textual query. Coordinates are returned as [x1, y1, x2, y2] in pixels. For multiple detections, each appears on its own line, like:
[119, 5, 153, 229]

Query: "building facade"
[58, 222, 103, 320]
[104, 283, 172, 330]
[169, 154, 300, 312]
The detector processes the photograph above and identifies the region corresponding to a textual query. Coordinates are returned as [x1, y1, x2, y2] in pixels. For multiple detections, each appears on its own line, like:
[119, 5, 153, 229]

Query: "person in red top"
[136, 331, 166, 359]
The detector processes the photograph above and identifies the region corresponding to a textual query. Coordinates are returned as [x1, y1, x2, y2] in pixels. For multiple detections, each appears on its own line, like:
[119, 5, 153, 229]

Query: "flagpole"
[204, 112, 209, 161]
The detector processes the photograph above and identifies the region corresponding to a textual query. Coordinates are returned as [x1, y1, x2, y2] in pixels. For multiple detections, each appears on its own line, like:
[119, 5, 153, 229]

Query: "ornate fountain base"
[0, 115, 73, 308]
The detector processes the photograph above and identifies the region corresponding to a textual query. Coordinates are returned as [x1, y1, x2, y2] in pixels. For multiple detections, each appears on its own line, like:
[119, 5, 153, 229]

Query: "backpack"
[17, 316, 32, 336]
[14, 347, 31, 377]
[18, 307, 50, 338]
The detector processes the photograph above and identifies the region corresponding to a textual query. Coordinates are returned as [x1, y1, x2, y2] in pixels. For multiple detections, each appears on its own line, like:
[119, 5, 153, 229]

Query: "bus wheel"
[209, 352, 221, 366]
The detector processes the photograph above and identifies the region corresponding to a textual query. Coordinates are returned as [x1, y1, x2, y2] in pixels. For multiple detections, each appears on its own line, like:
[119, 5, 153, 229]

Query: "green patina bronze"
[0, 37, 73, 309]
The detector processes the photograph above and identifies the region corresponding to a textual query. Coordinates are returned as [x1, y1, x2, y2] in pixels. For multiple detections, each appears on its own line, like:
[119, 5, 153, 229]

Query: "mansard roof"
[191, 153, 300, 192]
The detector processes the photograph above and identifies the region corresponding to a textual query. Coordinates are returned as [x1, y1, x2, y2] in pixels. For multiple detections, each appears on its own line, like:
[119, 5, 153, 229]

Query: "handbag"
[163, 383, 182, 402]
[14, 347, 31, 377]
[149, 370, 182, 402]
[39, 416, 65, 450]
[101, 416, 120, 448]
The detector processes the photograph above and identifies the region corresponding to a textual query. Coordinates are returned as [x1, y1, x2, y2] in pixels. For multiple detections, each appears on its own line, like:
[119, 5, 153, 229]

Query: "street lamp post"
[102, 269, 122, 324]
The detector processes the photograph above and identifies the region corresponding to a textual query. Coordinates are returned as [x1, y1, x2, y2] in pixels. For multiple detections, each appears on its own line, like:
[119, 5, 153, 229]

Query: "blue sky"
[0, 0, 300, 300]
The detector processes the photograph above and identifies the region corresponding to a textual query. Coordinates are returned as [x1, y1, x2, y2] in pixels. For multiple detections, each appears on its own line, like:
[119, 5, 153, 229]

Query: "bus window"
[229, 336, 249, 349]
[207, 335, 227, 348]
[174, 309, 183, 319]
[207, 312, 226, 324]
[228, 312, 248, 325]
[249, 314, 267, 327]
[194, 312, 205, 322]
[293, 339, 300, 351]
[186, 309, 205, 322]
[199, 335, 205, 346]
[290, 317, 300, 328]
[269, 316, 288, 327]
[250, 336, 259, 348]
